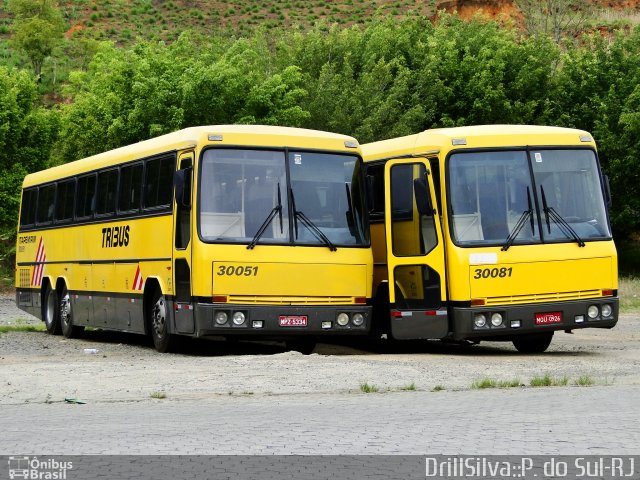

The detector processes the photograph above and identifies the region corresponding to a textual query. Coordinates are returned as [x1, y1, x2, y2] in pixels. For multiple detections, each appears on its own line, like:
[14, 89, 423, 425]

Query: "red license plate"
[279, 315, 308, 327]
[535, 312, 562, 325]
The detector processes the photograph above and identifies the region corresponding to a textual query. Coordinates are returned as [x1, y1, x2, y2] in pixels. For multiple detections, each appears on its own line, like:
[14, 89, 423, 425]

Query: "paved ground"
[1, 293, 639, 469]
[1, 386, 638, 455]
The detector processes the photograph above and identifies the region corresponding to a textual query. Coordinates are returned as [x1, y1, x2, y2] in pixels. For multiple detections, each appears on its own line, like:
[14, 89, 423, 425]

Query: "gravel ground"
[1, 293, 639, 405]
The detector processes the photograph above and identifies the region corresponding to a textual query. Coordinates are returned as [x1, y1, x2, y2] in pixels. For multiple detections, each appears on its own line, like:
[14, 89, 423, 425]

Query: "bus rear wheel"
[512, 332, 554, 353]
[60, 286, 84, 339]
[43, 284, 61, 335]
[149, 289, 174, 353]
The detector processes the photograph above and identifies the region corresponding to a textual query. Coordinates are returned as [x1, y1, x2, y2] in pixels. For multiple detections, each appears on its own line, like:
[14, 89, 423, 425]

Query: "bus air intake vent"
[19, 268, 31, 288]
[227, 295, 356, 305]
[485, 289, 602, 306]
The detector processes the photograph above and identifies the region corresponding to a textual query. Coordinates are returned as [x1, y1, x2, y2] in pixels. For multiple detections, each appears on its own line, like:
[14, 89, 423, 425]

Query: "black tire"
[512, 332, 554, 353]
[149, 288, 174, 353]
[285, 339, 316, 355]
[60, 286, 84, 339]
[43, 283, 61, 335]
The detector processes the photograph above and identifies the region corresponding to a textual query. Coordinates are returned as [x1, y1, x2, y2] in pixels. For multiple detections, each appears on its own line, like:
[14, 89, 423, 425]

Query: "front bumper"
[194, 303, 371, 337]
[452, 297, 619, 341]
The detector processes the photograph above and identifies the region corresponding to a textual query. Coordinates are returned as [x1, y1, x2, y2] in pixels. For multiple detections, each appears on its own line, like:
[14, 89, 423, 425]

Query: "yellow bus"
[362, 125, 618, 352]
[15, 125, 372, 352]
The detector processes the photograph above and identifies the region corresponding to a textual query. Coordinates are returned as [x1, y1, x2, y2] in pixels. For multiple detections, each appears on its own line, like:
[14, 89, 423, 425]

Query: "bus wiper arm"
[290, 188, 336, 252]
[246, 183, 283, 250]
[540, 186, 585, 247]
[501, 210, 531, 251]
[295, 210, 337, 252]
[501, 187, 535, 252]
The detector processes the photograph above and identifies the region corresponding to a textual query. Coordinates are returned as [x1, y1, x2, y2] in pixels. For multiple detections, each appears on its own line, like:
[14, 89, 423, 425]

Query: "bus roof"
[361, 124, 595, 162]
[23, 125, 360, 188]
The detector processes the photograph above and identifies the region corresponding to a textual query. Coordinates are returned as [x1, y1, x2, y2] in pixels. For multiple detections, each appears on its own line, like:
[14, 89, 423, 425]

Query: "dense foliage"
[1, 13, 640, 275]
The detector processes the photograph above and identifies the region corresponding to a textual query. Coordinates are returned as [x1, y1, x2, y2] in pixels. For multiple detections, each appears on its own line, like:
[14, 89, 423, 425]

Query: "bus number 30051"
[217, 265, 259, 277]
[473, 267, 513, 279]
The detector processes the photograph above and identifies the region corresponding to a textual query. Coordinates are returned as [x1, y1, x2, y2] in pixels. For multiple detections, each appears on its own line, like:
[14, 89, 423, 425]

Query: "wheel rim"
[45, 290, 56, 327]
[60, 291, 71, 329]
[152, 296, 167, 339]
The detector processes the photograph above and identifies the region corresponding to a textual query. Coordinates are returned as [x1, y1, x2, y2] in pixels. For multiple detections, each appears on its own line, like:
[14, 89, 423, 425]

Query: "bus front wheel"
[149, 289, 174, 353]
[43, 284, 61, 335]
[512, 332, 554, 353]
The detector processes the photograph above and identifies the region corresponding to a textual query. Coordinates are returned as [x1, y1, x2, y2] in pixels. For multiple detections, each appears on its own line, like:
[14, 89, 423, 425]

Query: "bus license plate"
[535, 312, 562, 325]
[279, 315, 308, 327]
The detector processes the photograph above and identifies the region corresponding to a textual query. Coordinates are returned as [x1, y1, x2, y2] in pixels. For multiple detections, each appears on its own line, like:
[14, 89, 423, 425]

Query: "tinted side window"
[144, 156, 175, 209]
[119, 163, 143, 212]
[365, 164, 385, 220]
[55, 179, 76, 222]
[20, 189, 38, 227]
[96, 169, 118, 216]
[36, 184, 56, 225]
[76, 174, 96, 219]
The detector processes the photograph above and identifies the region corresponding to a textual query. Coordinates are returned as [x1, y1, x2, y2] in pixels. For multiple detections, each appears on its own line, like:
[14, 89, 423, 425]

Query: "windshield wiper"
[540, 185, 585, 247]
[246, 183, 283, 250]
[290, 188, 337, 251]
[502, 187, 534, 251]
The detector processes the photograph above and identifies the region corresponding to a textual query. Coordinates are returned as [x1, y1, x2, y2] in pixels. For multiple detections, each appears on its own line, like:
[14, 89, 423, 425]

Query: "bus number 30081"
[473, 267, 513, 279]
[217, 265, 259, 277]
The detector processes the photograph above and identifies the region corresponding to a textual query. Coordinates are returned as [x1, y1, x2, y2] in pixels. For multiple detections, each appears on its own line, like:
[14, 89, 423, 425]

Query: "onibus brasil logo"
[7, 457, 73, 480]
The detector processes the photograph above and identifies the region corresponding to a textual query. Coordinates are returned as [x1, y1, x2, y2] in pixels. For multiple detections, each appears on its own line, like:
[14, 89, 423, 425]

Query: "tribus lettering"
[102, 225, 130, 248]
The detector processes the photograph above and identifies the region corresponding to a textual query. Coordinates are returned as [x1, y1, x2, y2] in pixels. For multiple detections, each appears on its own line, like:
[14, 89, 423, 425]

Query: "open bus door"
[383, 158, 448, 340]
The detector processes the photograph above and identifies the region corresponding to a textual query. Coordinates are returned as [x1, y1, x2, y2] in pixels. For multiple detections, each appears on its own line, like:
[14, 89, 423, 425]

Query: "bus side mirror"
[413, 177, 433, 216]
[603, 174, 612, 208]
[174, 167, 192, 208]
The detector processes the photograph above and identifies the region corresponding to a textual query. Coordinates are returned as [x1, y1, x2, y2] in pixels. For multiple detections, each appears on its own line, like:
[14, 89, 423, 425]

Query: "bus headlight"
[491, 313, 504, 327]
[352, 313, 365, 326]
[214, 311, 228, 325]
[587, 305, 599, 319]
[232, 312, 246, 326]
[336, 313, 350, 326]
[601, 304, 613, 318]
[474, 314, 487, 328]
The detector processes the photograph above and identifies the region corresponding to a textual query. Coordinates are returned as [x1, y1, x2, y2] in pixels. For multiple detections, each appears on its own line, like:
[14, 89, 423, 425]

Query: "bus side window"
[36, 184, 56, 225]
[365, 164, 385, 221]
[76, 174, 97, 219]
[96, 169, 118, 216]
[144, 155, 176, 210]
[119, 163, 143, 213]
[20, 188, 38, 228]
[55, 179, 76, 223]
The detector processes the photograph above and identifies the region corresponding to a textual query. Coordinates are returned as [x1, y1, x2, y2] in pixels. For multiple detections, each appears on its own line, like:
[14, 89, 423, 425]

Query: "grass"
[150, 391, 167, 399]
[574, 375, 595, 386]
[530, 374, 569, 387]
[359, 382, 379, 393]
[619, 276, 640, 313]
[432, 385, 446, 392]
[0, 324, 45, 334]
[400, 382, 416, 391]
[472, 378, 521, 389]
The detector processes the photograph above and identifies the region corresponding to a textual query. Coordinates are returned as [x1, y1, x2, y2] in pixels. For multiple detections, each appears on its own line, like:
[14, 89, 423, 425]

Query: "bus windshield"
[448, 149, 611, 246]
[199, 149, 368, 247]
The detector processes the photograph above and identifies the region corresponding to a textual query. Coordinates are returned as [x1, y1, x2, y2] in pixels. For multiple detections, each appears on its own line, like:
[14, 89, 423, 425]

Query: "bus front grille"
[485, 289, 602, 306]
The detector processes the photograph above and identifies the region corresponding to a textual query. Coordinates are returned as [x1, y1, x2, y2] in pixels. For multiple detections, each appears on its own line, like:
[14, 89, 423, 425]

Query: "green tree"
[0, 66, 59, 271]
[7, 0, 66, 79]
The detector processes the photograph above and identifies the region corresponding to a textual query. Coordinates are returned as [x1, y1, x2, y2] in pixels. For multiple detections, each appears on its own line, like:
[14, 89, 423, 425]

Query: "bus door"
[384, 158, 448, 340]
[173, 151, 195, 334]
